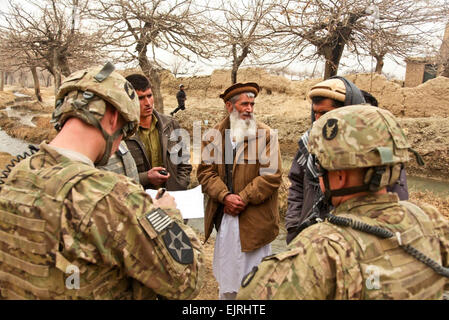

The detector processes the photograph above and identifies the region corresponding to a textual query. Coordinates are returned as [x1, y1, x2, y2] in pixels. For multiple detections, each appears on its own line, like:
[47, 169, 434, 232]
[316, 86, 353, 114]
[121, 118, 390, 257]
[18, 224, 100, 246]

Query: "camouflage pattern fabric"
[98, 141, 139, 183]
[0, 142, 204, 300]
[52, 63, 140, 138]
[237, 193, 449, 300]
[308, 105, 411, 171]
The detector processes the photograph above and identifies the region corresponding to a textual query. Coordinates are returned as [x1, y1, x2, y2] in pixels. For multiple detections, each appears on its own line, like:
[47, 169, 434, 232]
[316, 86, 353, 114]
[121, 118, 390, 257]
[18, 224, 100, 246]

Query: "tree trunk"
[148, 67, 163, 114]
[375, 56, 384, 74]
[231, 44, 249, 84]
[323, 61, 337, 80]
[320, 23, 354, 79]
[231, 65, 238, 84]
[58, 55, 71, 77]
[0, 71, 4, 91]
[19, 71, 26, 87]
[52, 49, 62, 94]
[137, 44, 164, 113]
[54, 73, 62, 95]
[30, 66, 42, 102]
[323, 40, 346, 79]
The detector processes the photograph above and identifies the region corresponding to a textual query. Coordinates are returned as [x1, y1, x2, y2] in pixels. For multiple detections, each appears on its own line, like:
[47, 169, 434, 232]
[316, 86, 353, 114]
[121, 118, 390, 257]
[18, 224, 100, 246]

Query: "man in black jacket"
[171, 84, 187, 116]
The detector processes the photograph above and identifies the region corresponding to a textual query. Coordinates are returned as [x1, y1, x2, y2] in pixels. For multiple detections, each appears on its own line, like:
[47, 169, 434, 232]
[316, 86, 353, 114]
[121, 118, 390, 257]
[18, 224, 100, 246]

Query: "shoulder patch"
[241, 266, 258, 288]
[162, 222, 193, 265]
[124, 81, 136, 100]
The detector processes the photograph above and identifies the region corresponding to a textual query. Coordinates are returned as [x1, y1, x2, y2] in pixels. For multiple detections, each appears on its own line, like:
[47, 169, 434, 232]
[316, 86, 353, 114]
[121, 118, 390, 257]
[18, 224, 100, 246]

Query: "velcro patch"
[241, 266, 258, 288]
[162, 223, 193, 265]
[323, 118, 338, 140]
[146, 208, 173, 234]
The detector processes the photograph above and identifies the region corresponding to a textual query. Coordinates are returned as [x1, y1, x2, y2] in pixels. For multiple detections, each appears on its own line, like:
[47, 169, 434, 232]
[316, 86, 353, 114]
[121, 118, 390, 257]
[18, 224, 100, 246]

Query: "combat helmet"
[308, 105, 423, 200]
[51, 62, 140, 166]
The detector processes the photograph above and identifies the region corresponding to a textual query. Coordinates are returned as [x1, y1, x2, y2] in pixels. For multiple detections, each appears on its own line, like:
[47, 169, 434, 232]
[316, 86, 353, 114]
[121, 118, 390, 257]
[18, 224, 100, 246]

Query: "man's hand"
[223, 194, 246, 216]
[153, 192, 176, 210]
[147, 167, 170, 187]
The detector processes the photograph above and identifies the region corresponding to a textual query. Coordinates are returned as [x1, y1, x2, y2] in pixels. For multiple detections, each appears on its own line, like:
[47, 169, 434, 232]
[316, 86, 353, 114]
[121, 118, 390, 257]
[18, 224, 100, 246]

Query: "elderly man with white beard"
[197, 82, 282, 300]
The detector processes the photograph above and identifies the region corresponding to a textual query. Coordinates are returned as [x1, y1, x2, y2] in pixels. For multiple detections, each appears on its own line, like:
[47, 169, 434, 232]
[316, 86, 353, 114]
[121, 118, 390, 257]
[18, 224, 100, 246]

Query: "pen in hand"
[155, 188, 166, 200]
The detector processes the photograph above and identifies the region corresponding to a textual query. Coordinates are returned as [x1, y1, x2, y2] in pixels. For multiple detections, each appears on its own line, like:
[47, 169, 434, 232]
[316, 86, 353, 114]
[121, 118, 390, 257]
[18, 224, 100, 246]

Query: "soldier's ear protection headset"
[315, 157, 405, 203]
[314, 143, 424, 205]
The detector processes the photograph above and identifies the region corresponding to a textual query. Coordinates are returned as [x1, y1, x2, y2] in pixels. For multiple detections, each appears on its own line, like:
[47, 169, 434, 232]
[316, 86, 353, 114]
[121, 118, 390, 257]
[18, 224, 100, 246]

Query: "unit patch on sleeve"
[162, 222, 194, 265]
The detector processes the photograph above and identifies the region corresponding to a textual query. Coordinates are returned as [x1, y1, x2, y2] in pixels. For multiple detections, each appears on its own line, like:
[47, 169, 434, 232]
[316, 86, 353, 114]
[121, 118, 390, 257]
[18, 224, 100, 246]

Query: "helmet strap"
[77, 108, 123, 166]
[96, 127, 123, 166]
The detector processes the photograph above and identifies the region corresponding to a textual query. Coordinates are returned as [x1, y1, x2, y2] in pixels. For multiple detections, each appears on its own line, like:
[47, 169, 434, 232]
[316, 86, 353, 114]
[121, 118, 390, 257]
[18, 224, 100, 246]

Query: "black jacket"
[176, 90, 186, 107]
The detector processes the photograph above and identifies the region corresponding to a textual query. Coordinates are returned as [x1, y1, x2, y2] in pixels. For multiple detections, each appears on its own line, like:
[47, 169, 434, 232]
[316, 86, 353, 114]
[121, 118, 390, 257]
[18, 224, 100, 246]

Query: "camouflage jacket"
[0, 142, 204, 300]
[237, 193, 449, 299]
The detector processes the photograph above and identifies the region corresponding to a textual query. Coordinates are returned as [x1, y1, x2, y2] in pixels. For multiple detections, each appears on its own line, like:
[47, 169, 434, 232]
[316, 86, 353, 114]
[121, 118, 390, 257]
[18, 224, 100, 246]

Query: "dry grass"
[409, 191, 449, 219]
[194, 235, 219, 300]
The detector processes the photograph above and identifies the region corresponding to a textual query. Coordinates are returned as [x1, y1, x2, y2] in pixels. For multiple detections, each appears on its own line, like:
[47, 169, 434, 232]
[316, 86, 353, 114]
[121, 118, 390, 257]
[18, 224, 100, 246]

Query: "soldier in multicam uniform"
[0, 63, 204, 299]
[237, 105, 449, 300]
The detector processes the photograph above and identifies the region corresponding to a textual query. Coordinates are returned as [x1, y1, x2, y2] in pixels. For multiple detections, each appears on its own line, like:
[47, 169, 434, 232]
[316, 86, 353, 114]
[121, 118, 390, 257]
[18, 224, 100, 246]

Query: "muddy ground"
[0, 71, 448, 300]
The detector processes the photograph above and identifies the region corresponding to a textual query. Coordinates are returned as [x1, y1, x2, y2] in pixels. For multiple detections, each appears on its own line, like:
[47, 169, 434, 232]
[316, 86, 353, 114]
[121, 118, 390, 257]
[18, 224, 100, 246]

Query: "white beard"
[229, 108, 257, 144]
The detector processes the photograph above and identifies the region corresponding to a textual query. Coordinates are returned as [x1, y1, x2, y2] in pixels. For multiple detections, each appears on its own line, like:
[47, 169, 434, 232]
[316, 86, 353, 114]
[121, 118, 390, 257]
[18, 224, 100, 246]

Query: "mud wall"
[161, 68, 449, 118]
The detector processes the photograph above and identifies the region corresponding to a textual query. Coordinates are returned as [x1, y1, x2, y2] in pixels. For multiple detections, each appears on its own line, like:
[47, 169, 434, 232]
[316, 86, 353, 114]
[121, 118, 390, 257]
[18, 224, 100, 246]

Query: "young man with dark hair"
[125, 74, 192, 191]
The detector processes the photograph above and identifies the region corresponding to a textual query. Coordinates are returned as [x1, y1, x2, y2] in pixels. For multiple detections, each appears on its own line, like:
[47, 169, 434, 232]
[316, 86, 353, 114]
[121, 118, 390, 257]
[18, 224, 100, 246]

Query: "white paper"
[146, 185, 204, 219]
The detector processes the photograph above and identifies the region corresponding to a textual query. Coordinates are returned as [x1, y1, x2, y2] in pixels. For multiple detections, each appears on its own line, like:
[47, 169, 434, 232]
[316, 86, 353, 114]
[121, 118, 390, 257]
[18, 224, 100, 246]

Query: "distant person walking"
[171, 84, 187, 116]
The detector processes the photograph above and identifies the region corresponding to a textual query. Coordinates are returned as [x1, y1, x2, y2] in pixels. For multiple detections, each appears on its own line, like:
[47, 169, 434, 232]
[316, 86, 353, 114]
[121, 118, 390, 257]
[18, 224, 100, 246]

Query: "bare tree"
[0, 35, 12, 92]
[168, 57, 189, 77]
[350, 27, 422, 74]
[437, 21, 449, 77]
[203, 0, 287, 84]
[270, 0, 447, 79]
[0, 32, 44, 100]
[0, 0, 106, 94]
[90, 0, 211, 113]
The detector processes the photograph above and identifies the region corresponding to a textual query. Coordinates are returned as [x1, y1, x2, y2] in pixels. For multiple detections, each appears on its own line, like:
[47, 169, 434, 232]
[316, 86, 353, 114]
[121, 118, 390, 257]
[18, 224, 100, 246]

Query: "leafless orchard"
[0, 0, 447, 103]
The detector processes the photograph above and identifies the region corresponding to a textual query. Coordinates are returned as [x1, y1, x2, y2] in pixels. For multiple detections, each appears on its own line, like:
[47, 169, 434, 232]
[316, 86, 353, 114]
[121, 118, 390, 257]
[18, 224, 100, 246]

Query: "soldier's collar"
[334, 193, 400, 217]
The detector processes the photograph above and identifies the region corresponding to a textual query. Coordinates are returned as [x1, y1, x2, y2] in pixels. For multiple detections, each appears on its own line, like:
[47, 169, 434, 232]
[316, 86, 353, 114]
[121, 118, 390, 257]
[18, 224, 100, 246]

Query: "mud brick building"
[404, 23, 449, 87]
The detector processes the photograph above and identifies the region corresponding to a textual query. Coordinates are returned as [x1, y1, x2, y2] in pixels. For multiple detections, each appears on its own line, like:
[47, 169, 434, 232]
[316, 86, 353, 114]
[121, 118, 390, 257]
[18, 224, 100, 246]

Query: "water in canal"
[0, 128, 34, 156]
[3, 106, 46, 128]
